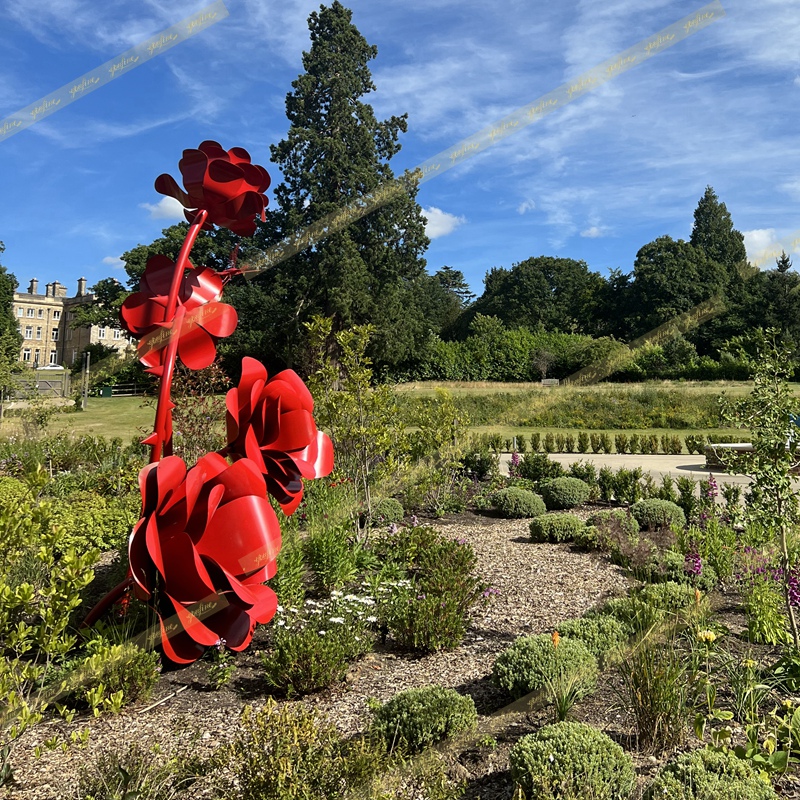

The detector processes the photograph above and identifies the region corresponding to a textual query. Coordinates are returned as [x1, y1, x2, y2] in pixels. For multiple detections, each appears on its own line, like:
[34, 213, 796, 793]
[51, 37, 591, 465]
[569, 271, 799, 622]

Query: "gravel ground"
[2, 511, 630, 800]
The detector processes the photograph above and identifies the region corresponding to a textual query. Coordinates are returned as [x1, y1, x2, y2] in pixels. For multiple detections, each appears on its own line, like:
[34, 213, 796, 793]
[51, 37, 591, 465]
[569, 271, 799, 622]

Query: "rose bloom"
[129, 452, 281, 663]
[154, 140, 270, 236]
[225, 357, 333, 514]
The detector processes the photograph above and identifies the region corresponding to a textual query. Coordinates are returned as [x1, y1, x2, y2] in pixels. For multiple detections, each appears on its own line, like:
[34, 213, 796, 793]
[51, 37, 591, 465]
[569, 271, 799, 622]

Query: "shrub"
[612, 467, 644, 505]
[371, 497, 404, 525]
[509, 722, 635, 800]
[261, 597, 374, 696]
[52, 491, 140, 553]
[631, 499, 686, 531]
[540, 477, 590, 511]
[598, 466, 615, 502]
[269, 525, 306, 608]
[577, 431, 589, 453]
[376, 526, 486, 652]
[567, 461, 598, 491]
[564, 434, 575, 453]
[614, 434, 629, 454]
[304, 523, 359, 592]
[491, 487, 546, 519]
[530, 433, 541, 452]
[637, 549, 718, 592]
[590, 433, 601, 453]
[460, 448, 498, 480]
[676, 476, 699, 520]
[629, 433, 640, 454]
[599, 582, 699, 634]
[219, 700, 385, 800]
[530, 513, 584, 543]
[555, 433, 566, 453]
[643, 747, 779, 800]
[517, 452, 565, 485]
[492, 634, 598, 701]
[587, 509, 639, 544]
[369, 686, 477, 754]
[744, 577, 789, 645]
[599, 432, 613, 454]
[555, 615, 628, 661]
[543, 432, 556, 453]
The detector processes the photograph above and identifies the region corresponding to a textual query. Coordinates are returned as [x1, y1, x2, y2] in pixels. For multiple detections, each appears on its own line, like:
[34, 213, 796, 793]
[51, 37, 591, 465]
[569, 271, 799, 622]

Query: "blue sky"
[0, 0, 798, 298]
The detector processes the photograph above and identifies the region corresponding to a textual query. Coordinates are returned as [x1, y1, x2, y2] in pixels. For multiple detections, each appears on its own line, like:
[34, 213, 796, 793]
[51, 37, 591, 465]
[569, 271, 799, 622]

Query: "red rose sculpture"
[154, 140, 270, 237]
[129, 453, 281, 663]
[225, 357, 334, 514]
[120, 254, 237, 373]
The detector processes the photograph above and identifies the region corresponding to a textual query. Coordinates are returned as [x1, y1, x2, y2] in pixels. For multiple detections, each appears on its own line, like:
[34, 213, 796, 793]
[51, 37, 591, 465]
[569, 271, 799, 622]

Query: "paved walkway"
[499, 452, 753, 487]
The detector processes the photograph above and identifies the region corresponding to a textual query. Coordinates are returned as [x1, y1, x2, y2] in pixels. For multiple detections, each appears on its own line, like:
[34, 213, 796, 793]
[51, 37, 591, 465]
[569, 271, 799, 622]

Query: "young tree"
[250, 1, 429, 369]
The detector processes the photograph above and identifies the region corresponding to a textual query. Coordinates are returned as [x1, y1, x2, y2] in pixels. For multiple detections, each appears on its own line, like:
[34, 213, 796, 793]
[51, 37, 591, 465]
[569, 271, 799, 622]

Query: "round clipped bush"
[556, 615, 628, 660]
[491, 487, 546, 519]
[643, 747, 778, 800]
[530, 513, 584, 543]
[371, 497, 404, 525]
[630, 498, 686, 531]
[492, 634, 598, 700]
[510, 722, 635, 800]
[369, 686, 477, 754]
[540, 477, 591, 510]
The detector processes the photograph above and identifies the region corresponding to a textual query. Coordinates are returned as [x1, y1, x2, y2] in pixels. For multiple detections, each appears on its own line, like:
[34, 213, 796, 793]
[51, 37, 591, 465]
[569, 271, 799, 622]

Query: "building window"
[53, 310, 60, 320]
[52, 328, 59, 341]
[113, 329, 122, 339]
[22, 348, 30, 362]
[34, 350, 40, 366]
[24, 326, 32, 340]
[68, 328, 73, 341]
[26, 308, 34, 317]
[71, 349, 77, 365]
[49, 350, 57, 365]
[37, 309, 43, 318]
[98, 327, 106, 339]
[36, 327, 42, 339]
[16, 308, 23, 317]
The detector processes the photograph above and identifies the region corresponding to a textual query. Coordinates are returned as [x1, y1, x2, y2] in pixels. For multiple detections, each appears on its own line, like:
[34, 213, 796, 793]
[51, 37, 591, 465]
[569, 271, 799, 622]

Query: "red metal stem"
[147, 210, 208, 464]
[81, 575, 134, 629]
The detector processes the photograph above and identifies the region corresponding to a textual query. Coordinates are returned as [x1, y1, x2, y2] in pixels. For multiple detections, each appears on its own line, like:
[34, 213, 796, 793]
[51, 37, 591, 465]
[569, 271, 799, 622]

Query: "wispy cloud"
[423, 206, 466, 239]
[581, 226, 606, 238]
[517, 199, 536, 214]
[102, 255, 125, 268]
[140, 196, 185, 220]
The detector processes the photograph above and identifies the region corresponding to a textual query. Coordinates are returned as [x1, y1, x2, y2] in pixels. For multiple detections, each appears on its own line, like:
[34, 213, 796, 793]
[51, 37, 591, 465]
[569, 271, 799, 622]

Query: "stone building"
[12, 277, 133, 367]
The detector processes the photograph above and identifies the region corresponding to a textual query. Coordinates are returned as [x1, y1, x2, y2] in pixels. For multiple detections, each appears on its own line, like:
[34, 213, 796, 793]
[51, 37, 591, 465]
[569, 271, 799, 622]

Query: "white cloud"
[580, 226, 605, 238]
[517, 199, 536, 214]
[102, 256, 124, 269]
[139, 196, 185, 220]
[422, 206, 466, 239]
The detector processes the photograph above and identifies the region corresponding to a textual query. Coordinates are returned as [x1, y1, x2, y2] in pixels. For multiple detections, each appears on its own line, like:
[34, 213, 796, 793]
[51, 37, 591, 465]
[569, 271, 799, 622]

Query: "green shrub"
[530, 513, 584, 543]
[744, 578, 789, 645]
[304, 523, 359, 593]
[219, 700, 385, 800]
[376, 526, 486, 652]
[371, 497, 404, 525]
[637, 549, 718, 591]
[269, 525, 306, 608]
[369, 687, 477, 754]
[577, 431, 589, 453]
[52, 491, 140, 553]
[590, 433, 601, 453]
[509, 722, 635, 800]
[614, 434, 629, 454]
[643, 747, 778, 800]
[586, 509, 639, 545]
[564, 434, 575, 453]
[599, 582, 699, 634]
[540, 477, 590, 511]
[492, 634, 598, 701]
[629, 433, 640, 453]
[598, 466, 615, 502]
[599, 432, 613, 454]
[261, 597, 374, 696]
[631, 499, 686, 531]
[556, 616, 628, 660]
[516, 452, 565, 485]
[612, 467, 644, 505]
[491, 487, 546, 519]
[543, 433, 556, 453]
[530, 433, 541, 452]
[555, 433, 566, 453]
[567, 461, 598, 491]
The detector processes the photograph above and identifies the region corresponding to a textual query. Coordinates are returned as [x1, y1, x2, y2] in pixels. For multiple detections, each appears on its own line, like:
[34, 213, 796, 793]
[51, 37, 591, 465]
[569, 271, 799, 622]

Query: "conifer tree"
[689, 186, 747, 274]
[250, 1, 429, 369]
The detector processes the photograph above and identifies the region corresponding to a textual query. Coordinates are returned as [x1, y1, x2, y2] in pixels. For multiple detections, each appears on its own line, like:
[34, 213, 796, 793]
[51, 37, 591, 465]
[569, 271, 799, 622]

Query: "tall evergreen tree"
[248, 1, 429, 369]
[0, 241, 22, 365]
[689, 186, 747, 274]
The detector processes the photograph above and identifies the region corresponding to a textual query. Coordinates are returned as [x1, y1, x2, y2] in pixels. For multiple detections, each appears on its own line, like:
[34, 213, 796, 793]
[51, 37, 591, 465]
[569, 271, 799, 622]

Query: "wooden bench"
[540, 378, 560, 387]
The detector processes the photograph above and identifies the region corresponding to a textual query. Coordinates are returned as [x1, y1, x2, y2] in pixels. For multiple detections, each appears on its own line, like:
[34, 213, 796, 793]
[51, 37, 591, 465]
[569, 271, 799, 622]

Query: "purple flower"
[410, 515, 419, 526]
[482, 587, 501, 598]
[706, 474, 718, 499]
[387, 523, 398, 534]
[684, 551, 702, 577]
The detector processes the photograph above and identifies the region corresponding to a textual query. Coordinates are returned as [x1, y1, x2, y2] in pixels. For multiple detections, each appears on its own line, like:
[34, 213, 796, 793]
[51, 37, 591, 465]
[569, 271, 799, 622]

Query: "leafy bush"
[268, 525, 306, 608]
[540, 477, 590, 511]
[599, 432, 613, 454]
[577, 431, 589, 453]
[567, 461, 598, 490]
[492, 634, 598, 701]
[744, 577, 789, 645]
[543, 433, 556, 453]
[564, 434, 575, 453]
[375, 526, 486, 652]
[371, 497, 404, 525]
[219, 700, 385, 800]
[555, 616, 628, 661]
[631, 499, 686, 531]
[614, 434, 629, 454]
[261, 596, 374, 696]
[516, 452, 565, 486]
[509, 722, 635, 800]
[637, 548, 718, 591]
[599, 582, 699, 634]
[53, 641, 161, 713]
[643, 747, 778, 800]
[598, 466, 615, 502]
[52, 491, 140, 553]
[369, 686, 477, 754]
[530, 433, 541, 452]
[587, 509, 639, 544]
[530, 513, 584, 543]
[304, 523, 359, 593]
[612, 467, 644, 505]
[491, 487, 546, 519]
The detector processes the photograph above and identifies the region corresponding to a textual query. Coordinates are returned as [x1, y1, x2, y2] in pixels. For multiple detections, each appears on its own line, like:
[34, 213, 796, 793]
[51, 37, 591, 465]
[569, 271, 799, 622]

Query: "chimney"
[28, 278, 38, 294]
[53, 281, 67, 298]
[45, 282, 53, 297]
[77, 277, 87, 297]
